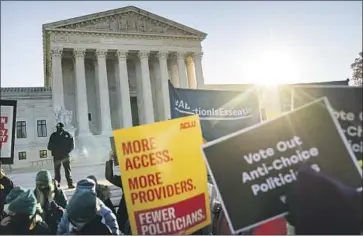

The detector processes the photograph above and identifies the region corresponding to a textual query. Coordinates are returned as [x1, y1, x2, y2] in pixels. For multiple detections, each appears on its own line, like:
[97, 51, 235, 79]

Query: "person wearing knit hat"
[87, 175, 116, 215]
[0, 190, 50, 235]
[76, 177, 97, 192]
[57, 178, 120, 235]
[3, 186, 27, 215]
[8, 190, 37, 215]
[47, 122, 75, 189]
[58, 183, 111, 235]
[33, 169, 67, 234]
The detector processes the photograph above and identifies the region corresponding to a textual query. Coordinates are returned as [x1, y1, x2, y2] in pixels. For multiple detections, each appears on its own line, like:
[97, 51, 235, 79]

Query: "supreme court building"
[1, 6, 207, 168]
[45, 6, 206, 136]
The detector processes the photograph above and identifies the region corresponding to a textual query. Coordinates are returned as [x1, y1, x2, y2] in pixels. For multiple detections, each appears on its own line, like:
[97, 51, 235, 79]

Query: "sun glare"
[246, 45, 300, 86]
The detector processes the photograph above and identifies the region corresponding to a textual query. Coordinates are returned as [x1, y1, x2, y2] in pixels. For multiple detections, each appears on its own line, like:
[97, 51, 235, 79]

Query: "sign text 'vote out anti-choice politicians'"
[202, 97, 362, 234]
[113, 115, 211, 235]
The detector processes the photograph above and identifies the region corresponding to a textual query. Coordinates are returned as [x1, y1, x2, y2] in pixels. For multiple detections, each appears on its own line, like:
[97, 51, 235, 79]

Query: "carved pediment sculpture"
[58, 12, 194, 36]
[44, 7, 206, 38]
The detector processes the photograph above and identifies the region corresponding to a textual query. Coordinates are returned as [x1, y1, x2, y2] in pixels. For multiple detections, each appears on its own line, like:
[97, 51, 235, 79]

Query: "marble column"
[169, 54, 179, 87]
[186, 57, 197, 89]
[51, 47, 65, 111]
[95, 49, 112, 135]
[157, 51, 171, 120]
[138, 51, 154, 124]
[193, 52, 205, 88]
[116, 50, 133, 128]
[73, 48, 91, 136]
[176, 52, 188, 88]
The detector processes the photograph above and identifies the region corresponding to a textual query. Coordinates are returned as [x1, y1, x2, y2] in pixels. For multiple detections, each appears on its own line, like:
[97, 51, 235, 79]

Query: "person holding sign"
[105, 152, 130, 234]
[285, 165, 362, 235]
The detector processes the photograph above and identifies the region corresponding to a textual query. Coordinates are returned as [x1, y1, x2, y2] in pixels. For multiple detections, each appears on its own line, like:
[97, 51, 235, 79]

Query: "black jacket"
[47, 130, 74, 158]
[33, 184, 67, 234]
[105, 160, 128, 232]
[74, 215, 113, 235]
[0, 214, 50, 235]
[0, 175, 14, 213]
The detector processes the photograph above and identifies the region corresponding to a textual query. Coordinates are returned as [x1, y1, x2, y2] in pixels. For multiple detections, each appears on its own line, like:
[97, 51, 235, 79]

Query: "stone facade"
[1, 87, 54, 169]
[1, 6, 208, 169]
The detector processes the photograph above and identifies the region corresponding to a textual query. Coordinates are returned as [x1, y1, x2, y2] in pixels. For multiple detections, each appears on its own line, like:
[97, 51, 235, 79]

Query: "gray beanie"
[36, 170, 52, 188]
[67, 190, 97, 223]
[76, 178, 96, 193]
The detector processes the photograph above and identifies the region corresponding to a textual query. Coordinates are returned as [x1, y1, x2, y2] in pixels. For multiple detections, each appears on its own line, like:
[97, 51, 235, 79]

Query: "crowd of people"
[0, 123, 362, 235]
[1, 157, 362, 235]
[0, 161, 120, 235]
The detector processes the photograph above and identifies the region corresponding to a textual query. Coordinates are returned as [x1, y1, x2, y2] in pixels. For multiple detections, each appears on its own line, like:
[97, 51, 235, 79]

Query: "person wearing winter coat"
[57, 178, 120, 235]
[87, 175, 116, 215]
[105, 152, 129, 233]
[0, 189, 50, 235]
[2, 186, 28, 218]
[34, 170, 67, 234]
[59, 189, 112, 235]
[47, 122, 75, 189]
[0, 168, 14, 217]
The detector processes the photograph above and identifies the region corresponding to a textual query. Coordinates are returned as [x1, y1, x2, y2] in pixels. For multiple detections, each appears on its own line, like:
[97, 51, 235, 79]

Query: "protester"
[47, 122, 75, 189]
[34, 170, 67, 234]
[0, 168, 14, 219]
[57, 178, 120, 235]
[105, 151, 129, 233]
[87, 175, 116, 215]
[2, 186, 28, 221]
[0, 189, 50, 235]
[285, 165, 362, 235]
[58, 189, 112, 235]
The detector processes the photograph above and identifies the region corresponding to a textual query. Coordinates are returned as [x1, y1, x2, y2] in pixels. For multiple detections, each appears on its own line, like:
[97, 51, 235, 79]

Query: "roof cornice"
[42, 6, 207, 38]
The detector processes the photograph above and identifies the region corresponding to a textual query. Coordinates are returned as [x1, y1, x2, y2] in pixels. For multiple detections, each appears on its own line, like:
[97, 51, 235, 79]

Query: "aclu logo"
[180, 120, 196, 130]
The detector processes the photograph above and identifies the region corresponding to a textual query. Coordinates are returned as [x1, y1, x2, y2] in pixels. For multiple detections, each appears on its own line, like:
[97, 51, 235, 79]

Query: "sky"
[1, 1, 362, 87]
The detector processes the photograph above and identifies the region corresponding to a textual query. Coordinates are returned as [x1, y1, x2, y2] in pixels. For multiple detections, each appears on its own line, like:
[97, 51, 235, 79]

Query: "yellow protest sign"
[113, 115, 211, 235]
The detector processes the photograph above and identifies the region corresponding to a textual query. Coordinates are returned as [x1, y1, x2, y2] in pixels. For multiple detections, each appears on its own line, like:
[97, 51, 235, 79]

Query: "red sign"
[134, 193, 207, 235]
[0, 116, 9, 149]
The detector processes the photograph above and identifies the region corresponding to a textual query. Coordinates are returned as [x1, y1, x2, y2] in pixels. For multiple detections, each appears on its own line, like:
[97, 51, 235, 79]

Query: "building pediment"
[43, 6, 207, 39]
